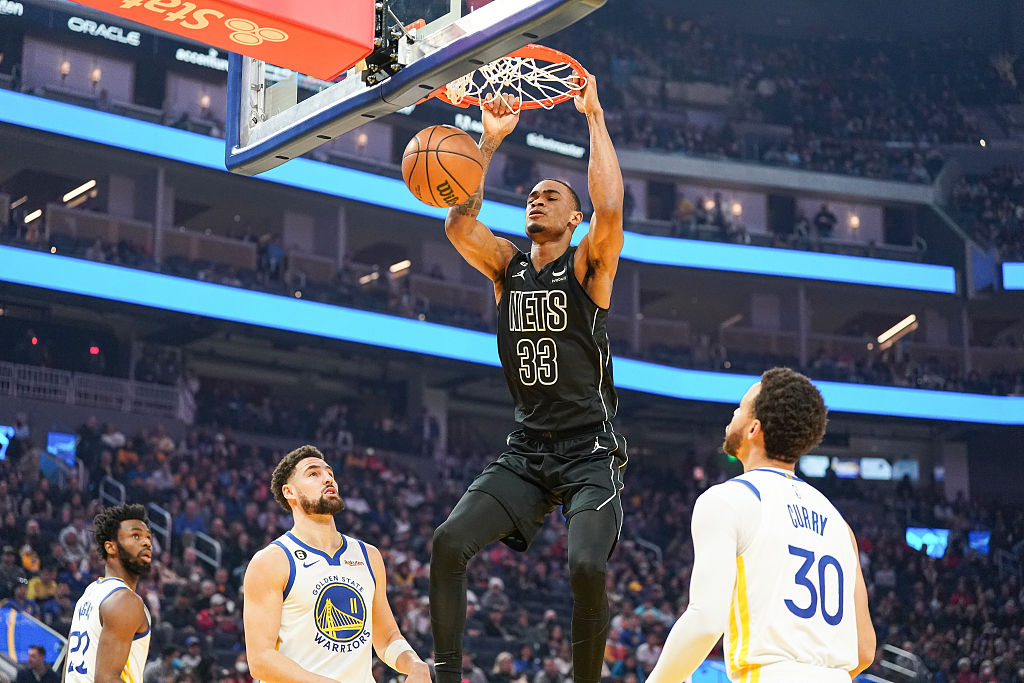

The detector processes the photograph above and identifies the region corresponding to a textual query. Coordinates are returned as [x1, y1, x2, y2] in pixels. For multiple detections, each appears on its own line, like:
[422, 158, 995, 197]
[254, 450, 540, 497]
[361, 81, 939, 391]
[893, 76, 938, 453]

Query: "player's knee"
[568, 553, 606, 593]
[431, 521, 474, 566]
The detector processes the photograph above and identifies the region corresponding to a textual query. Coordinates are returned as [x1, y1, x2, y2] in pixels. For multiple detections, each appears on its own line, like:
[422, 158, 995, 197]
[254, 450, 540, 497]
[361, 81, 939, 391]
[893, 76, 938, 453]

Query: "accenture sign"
[175, 47, 229, 72]
[0, 0, 23, 16]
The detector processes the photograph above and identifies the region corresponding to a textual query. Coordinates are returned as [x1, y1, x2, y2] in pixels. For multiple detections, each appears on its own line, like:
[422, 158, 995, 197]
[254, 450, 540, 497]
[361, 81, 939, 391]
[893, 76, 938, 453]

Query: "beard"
[722, 428, 743, 458]
[117, 542, 151, 577]
[298, 491, 345, 516]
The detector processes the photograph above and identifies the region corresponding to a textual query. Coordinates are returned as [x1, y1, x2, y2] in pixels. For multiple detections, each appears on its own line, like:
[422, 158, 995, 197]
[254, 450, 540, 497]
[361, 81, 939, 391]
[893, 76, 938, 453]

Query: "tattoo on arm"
[452, 137, 500, 219]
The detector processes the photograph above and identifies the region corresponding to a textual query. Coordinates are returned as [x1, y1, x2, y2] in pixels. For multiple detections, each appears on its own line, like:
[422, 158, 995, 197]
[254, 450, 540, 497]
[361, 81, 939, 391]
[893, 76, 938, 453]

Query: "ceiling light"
[24, 209, 42, 223]
[63, 180, 96, 203]
[389, 259, 411, 273]
[11, 196, 27, 209]
[720, 313, 743, 328]
[877, 314, 918, 349]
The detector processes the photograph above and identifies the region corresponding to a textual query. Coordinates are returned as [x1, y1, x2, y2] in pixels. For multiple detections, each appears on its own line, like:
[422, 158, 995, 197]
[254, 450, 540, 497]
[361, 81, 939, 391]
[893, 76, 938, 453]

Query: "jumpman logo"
[592, 437, 601, 453]
[513, 269, 527, 280]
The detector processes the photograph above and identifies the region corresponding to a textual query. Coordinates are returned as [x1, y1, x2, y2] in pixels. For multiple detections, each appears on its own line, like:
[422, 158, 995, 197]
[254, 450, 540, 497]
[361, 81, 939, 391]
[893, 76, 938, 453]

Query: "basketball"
[402, 125, 483, 208]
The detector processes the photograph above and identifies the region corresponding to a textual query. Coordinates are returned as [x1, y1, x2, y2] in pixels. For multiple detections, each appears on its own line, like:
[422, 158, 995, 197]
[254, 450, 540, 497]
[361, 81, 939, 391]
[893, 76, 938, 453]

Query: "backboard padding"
[225, 0, 604, 176]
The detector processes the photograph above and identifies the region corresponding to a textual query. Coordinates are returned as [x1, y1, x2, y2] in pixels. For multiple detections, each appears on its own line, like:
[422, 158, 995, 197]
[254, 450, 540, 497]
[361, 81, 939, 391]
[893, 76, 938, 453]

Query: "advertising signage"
[2, 0, 230, 75]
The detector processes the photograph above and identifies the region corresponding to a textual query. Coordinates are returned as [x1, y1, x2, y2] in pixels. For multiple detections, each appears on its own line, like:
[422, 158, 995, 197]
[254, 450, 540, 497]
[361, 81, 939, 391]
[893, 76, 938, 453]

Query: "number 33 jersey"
[497, 247, 617, 433]
[721, 468, 859, 682]
[66, 577, 151, 683]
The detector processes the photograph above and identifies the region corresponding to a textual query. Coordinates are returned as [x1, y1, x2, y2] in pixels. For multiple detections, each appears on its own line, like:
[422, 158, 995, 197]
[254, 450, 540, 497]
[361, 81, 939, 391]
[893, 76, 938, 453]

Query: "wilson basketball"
[402, 125, 483, 208]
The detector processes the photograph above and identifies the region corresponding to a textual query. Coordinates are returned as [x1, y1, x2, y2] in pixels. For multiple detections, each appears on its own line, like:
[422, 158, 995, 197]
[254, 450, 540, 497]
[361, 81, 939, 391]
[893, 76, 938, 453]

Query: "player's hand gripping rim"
[481, 91, 521, 140]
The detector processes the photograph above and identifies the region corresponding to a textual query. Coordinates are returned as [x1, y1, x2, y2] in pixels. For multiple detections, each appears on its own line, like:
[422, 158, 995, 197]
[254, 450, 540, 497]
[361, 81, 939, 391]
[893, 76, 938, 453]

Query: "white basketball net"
[444, 55, 585, 111]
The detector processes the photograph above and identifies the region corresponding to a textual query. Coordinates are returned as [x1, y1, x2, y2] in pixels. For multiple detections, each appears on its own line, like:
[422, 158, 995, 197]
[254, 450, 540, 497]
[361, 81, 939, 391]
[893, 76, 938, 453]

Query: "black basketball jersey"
[496, 246, 617, 433]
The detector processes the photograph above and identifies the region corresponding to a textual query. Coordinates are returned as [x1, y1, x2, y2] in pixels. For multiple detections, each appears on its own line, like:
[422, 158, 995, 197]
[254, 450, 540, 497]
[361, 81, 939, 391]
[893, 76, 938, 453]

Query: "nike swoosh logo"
[303, 560, 319, 568]
[553, 267, 566, 276]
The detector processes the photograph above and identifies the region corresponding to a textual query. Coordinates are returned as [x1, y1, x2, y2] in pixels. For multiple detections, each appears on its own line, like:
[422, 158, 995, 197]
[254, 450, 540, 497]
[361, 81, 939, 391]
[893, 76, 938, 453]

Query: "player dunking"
[647, 368, 875, 683]
[244, 446, 430, 683]
[65, 504, 153, 683]
[431, 70, 625, 683]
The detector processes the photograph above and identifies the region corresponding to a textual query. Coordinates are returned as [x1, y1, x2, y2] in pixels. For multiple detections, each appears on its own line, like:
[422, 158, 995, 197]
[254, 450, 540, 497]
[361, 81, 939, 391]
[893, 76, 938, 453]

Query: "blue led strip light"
[0, 90, 957, 293]
[1003, 262, 1024, 290]
[0, 246, 1019, 423]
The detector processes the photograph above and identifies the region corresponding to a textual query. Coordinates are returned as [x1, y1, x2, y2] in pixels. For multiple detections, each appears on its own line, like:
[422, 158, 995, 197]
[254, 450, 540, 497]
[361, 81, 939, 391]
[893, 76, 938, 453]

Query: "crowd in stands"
[532, 3, 1021, 181]
[2, 407, 1024, 683]
[952, 165, 1024, 263]
[642, 334, 1024, 397]
[9, 0, 1016, 183]
[1, 217, 1022, 398]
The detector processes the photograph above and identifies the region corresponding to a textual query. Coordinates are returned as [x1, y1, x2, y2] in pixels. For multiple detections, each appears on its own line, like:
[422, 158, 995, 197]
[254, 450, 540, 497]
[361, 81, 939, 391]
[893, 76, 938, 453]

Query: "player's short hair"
[271, 445, 326, 512]
[753, 367, 827, 463]
[92, 504, 149, 560]
[541, 179, 582, 213]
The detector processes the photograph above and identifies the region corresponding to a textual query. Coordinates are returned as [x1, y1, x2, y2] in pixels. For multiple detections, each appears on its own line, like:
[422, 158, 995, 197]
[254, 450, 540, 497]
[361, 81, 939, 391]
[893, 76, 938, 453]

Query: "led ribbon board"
[0, 246, 1019, 424]
[1003, 262, 1024, 290]
[0, 90, 958, 292]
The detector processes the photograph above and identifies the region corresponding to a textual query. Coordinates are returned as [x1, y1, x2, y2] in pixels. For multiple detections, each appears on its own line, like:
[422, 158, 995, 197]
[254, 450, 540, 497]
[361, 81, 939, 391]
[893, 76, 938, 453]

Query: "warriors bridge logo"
[314, 582, 368, 648]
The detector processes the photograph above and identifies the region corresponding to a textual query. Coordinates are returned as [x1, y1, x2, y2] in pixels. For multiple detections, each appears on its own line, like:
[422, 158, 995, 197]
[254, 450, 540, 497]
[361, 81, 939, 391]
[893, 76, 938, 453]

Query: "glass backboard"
[225, 0, 604, 176]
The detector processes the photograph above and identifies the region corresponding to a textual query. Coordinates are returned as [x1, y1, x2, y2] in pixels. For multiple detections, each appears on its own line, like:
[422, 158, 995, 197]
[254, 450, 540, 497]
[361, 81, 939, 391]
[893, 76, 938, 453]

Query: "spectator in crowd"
[2, 577, 40, 618]
[481, 577, 511, 613]
[15, 646, 59, 683]
[513, 644, 541, 680]
[144, 646, 181, 683]
[0, 545, 27, 597]
[26, 566, 57, 603]
[462, 653, 488, 683]
[813, 204, 838, 239]
[533, 659, 564, 683]
[489, 652, 519, 683]
[173, 501, 206, 538]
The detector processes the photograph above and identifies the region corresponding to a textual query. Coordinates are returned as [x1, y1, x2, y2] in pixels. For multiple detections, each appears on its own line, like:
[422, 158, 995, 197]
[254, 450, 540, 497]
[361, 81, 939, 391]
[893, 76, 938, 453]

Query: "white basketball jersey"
[66, 577, 151, 683]
[269, 532, 376, 683]
[722, 468, 858, 683]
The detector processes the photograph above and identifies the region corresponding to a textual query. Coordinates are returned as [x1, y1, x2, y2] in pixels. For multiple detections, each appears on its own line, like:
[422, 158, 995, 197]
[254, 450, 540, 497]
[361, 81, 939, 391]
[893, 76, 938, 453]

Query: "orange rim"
[431, 44, 585, 110]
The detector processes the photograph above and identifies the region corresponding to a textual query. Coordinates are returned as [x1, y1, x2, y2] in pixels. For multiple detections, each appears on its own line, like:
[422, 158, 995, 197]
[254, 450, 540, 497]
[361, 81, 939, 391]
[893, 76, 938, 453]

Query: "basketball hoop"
[433, 44, 586, 111]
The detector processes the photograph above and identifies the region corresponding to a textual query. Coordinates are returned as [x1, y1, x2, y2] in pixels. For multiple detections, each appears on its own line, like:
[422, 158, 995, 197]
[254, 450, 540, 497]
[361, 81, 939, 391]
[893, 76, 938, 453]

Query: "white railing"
[0, 361, 190, 422]
[192, 531, 222, 570]
[100, 476, 126, 507]
[147, 503, 173, 555]
[994, 548, 1023, 581]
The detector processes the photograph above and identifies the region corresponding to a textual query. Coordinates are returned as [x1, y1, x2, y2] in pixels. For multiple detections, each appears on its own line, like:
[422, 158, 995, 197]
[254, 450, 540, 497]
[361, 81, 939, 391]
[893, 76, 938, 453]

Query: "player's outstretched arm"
[445, 94, 520, 293]
[573, 69, 624, 309]
[646, 490, 739, 683]
[243, 546, 337, 683]
[848, 526, 876, 678]
[365, 545, 430, 683]
[93, 590, 147, 683]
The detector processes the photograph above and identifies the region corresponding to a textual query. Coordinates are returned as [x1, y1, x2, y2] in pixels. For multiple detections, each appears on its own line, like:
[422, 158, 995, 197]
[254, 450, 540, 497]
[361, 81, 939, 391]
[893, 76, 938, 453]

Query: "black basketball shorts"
[467, 422, 627, 552]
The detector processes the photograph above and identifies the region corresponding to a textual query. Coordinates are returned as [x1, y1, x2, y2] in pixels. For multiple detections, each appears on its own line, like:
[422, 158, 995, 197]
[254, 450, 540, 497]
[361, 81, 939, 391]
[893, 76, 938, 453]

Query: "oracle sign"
[67, 16, 142, 46]
[64, 0, 374, 80]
